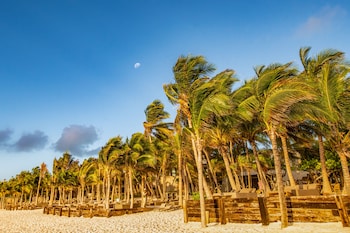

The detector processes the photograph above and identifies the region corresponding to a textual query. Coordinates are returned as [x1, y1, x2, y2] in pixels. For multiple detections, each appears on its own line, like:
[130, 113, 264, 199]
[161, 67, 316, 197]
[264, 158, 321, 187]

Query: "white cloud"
[295, 5, 346, 38]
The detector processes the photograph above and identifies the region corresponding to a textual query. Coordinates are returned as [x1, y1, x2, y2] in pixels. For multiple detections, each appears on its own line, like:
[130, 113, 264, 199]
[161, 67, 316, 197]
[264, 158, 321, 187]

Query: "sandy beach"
[0, 209, 348, 233]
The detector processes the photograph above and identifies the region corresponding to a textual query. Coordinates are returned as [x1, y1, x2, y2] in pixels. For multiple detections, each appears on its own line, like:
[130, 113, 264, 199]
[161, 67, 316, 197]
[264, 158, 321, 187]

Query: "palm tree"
[241, 62, 316, 228]
[203, 117, 241, 192]
[143, 99, 172, 143]
[123, 132, 156, 208]
[35, 162, 47, 206]
[166, 58, 236, 227]
[98, 136, 124, 209]
[164, 55, 216, 227]
[299, 47, 349, 194]
[77, 159, 95, 204]
[54, 152, 79, 205]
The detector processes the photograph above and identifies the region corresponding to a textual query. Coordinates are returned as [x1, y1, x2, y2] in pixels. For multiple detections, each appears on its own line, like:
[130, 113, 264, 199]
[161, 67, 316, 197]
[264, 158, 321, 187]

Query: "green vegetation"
[1, 47, 350, 229]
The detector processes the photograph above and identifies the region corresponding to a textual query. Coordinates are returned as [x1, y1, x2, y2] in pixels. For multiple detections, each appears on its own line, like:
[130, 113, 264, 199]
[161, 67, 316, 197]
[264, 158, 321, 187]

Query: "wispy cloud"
[54, 125, 99, 157]
[295, 5, 346, 38]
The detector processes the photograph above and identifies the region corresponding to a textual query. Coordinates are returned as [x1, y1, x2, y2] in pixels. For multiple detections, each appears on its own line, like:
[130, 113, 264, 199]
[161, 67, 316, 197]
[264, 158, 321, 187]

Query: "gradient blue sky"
[1, 0, 350, 180]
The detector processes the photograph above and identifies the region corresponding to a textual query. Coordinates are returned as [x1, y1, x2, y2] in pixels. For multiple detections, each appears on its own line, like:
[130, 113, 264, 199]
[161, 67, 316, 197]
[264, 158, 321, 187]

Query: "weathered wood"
[183, 200, 188, 223]
[185, 195, 350, 226]
[258, 197, 269, 225]
[218, 198, 226, 225]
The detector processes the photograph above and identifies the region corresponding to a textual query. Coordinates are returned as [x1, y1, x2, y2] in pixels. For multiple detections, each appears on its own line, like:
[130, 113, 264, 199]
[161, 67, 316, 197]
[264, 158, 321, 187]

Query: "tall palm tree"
[164, 55, 216, 227]
[35, 162, 47, 206]
[184, 68, 237, 227]
[316, 63, 350, 194]
[299, 47, 349, 194]
[241, 62, 316, 228]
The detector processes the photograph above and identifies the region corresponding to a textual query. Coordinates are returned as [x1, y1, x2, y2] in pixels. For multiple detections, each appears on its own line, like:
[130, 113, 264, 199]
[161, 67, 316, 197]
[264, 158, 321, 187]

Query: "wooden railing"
[43, 203, 153, 218]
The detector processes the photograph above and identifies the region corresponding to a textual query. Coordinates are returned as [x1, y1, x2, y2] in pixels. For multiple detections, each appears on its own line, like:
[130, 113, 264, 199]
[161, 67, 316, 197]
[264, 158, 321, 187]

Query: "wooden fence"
[43, 204, 153, 218]
[184, 195, 350, 227]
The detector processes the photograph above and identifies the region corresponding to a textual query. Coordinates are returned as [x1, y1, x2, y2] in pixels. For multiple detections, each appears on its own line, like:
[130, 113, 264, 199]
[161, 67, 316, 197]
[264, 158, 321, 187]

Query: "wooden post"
[59, 207, 62, 216]
[90, 207, 93, 218]
[258, 197, 270, 226]
[205, 210, 210, 225]
[68, 207, 71, 217]
[218, 198, 226, 225]
[335, 194, 350, 227]
[183, 200, 188, 223]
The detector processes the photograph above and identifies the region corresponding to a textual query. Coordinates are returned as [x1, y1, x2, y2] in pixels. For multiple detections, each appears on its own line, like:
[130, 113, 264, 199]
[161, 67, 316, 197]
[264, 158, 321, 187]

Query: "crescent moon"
[134, 62, 141, 69]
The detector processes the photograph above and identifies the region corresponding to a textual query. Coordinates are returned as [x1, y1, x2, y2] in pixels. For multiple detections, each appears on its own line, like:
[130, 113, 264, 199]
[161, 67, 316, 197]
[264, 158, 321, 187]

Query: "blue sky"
[1, 0, 350, 180]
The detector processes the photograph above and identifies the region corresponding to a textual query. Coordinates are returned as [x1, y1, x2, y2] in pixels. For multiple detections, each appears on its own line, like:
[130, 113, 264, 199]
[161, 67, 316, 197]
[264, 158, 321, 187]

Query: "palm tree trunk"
[219, 147, 238, 191]
[178, 149, 184, 207]
[338, 151, 350, 195]
[80, 184, 85, 204]
[111, 176, 116, 202]
[190, 136, 212, 200]
[49, 185, 55, 207]
[280, 135, 296, 188]
[35, 176, 42, 206]
[129, 168, 134, 209]
[105, 172, 111, 209]
[318, 135, 332, 194]
[250, 140, 270, 194]
[203, 149, 220, 192]
[161, 154, 167, 201]
[96, 183, 101, 203]
[117, 177, 121, 200]
[269, 128, 288, 228]
[185, 164, 194, 195]
[244, 143, 252, 189]
[183, 165, 189, 201]
[195, 137, 207, 228]
[141, 175, 146, 208]
[124, 172, 129, 202]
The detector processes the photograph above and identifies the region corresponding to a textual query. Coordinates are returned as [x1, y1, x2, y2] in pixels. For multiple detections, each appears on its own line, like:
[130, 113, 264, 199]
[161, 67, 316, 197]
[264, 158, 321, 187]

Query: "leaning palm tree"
[98, 137, 124, 209]
[163, 55, 216, 228]
[299, 47, 344, 194]
[203, 116, 241, 192]
[35, 162, 47, 206]
[186, 69, 236, 227]
[143, 99, 172, 143]
[241, 63, 316, 228]
[314, 63, 350, 194]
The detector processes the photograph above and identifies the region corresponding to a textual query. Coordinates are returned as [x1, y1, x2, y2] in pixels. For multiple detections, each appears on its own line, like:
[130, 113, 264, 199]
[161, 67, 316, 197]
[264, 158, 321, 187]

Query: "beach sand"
[0, 209, 348, 233]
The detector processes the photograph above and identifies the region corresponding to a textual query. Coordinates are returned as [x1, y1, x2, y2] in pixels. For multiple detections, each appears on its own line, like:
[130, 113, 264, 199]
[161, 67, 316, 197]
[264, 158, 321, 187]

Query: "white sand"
[0, 209, 348, 233]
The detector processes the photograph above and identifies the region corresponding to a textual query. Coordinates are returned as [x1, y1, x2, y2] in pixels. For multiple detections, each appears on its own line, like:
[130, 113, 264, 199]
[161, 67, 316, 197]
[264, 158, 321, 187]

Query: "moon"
[134, 62, 141, 69]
